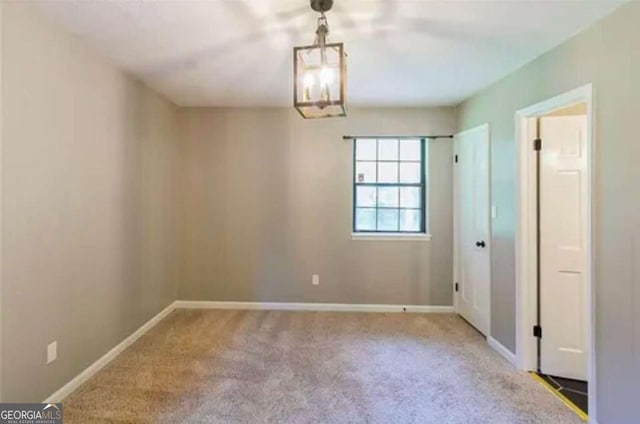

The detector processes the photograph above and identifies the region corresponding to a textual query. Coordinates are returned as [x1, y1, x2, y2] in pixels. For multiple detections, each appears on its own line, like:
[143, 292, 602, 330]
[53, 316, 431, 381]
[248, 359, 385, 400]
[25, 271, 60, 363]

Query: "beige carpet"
[63, 310, 582, 423]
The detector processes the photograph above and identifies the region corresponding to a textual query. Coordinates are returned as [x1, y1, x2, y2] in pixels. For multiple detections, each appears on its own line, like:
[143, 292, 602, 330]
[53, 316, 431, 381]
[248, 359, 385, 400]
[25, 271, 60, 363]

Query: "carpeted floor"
[63, 310, 582, 423]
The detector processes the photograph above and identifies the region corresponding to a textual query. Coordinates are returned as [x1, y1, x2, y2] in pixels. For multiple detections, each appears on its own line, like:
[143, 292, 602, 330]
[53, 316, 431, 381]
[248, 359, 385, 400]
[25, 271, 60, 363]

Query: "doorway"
[515, 84, 594, 420]
[454, 124, 491, 336]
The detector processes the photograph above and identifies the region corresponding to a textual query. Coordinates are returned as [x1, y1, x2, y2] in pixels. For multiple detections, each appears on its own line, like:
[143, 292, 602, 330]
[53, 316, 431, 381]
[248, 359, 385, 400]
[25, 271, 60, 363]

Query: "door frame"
[453, 123, 492, 336]
[514, 84, 595, 418]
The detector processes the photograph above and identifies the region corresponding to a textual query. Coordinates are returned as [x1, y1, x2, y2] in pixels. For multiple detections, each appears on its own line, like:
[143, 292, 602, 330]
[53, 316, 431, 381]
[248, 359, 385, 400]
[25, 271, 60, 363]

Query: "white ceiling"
[35, 0, 625, 107]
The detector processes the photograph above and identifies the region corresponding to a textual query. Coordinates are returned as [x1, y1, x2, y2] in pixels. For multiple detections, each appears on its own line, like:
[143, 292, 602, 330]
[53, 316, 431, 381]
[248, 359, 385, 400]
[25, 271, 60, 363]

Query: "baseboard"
[43, 301, 176, 403]
[487, 336, 517, 366]
[174, 300, 454, 314]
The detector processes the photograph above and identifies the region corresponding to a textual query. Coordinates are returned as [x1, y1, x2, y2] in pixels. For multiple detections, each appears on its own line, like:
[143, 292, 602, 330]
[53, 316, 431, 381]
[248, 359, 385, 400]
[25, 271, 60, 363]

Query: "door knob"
[476, 241, 486, 248]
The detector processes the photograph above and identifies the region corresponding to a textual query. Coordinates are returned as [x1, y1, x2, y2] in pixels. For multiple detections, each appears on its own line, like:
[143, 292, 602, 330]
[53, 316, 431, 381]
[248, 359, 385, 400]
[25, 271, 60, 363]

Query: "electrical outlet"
[47, 341, 57, 364]
[491, 205, 498, 219]
[312, 274, 320, 286]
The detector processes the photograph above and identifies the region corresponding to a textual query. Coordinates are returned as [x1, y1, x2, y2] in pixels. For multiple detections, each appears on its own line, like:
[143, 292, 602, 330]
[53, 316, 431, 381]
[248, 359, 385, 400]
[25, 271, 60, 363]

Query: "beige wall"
[2, 3, 179, 401]
[176, 107, 456, 306]
[458, 2, 639, 422]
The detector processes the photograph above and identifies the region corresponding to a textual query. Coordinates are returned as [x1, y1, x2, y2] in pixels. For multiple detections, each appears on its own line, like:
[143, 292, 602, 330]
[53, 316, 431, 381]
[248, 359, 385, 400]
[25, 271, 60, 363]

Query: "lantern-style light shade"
[294, 42, 347, 119]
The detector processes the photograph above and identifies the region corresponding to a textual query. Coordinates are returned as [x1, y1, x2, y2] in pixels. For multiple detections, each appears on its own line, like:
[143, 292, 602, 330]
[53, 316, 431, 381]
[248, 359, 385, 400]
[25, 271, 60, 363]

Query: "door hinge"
[533, 138, 542, 151]
[455, 282, 459, 292]
[533, 325, 542, 338]
[454, 154, 458, 163]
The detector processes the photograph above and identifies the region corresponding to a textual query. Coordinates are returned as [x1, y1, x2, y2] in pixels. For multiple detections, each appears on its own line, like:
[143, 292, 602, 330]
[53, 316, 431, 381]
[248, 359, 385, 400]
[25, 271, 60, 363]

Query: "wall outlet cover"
[47, 341, 57, 364]
[312, 274, 320, 286]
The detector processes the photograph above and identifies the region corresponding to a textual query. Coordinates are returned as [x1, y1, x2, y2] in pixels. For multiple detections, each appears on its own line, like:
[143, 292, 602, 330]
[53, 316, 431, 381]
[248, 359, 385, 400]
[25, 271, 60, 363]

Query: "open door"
[454, 124, 491, 335]
[538, 114, 589, 381]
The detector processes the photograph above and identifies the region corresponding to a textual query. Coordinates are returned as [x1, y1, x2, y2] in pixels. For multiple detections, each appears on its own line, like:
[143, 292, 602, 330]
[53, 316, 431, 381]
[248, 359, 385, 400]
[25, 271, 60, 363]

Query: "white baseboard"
[174, 301, 454, 314]
[487, 336, 517, 366]
[43, 302, 176, 403]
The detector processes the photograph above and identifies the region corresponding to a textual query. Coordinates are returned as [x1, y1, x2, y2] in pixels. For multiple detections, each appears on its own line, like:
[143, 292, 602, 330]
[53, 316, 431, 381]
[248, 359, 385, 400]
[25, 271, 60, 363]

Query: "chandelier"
[293, 0, 347, 119]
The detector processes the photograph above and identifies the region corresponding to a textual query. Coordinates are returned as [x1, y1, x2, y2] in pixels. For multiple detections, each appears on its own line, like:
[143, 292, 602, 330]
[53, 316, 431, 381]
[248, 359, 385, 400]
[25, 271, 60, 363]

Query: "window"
[353, 138, 426, 233]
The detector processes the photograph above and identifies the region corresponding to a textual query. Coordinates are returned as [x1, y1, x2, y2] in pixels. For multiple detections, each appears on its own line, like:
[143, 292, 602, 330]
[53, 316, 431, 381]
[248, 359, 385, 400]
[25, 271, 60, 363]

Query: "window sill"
[351, 233, 432, 241]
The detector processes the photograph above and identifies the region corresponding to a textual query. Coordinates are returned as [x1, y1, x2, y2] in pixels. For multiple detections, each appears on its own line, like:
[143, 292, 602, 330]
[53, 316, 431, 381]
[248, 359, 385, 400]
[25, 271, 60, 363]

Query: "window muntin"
[353, 138, 426, 233]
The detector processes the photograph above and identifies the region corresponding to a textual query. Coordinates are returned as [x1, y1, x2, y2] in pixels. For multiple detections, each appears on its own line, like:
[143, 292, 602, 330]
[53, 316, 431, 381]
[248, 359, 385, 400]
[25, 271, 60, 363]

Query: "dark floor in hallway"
[537, 373, 588, 417]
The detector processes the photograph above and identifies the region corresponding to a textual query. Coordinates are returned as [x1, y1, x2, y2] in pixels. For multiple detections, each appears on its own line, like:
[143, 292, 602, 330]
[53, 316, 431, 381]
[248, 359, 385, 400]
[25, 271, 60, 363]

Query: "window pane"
[378, 162, 398, 183]
[355, 162, 376, 183]
[378, 187, 399, 207]
[356, 139, 377, 161]
[400, 209, 421, 232]
[400, 187, 421, 208]
[400, 139, 421, 161]
[377, 209, 399, 232]
[356, 186, 376, 207]
[378, 139, 398, 160]
[355, 208, 376, 231]
[399, 162, 421, 183]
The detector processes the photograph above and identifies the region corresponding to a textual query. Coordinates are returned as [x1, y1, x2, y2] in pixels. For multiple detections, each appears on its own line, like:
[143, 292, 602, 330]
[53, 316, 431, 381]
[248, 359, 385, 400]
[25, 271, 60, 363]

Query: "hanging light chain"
[315, 13, 329, 48]
[313, 12, 331, 104]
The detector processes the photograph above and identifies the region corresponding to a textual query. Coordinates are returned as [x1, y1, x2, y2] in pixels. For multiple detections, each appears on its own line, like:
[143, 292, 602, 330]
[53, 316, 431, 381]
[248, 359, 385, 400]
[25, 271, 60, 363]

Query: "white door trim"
[453, 123, 492, 336]
[515, 84, 595, 420]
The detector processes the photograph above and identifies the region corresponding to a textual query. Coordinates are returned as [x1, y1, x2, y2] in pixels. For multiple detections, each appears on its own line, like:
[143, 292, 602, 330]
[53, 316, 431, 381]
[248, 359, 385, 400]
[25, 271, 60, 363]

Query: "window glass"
[378, 139, 398, 161]
[399, 162, 421, 183]
[400, 139, 421, 161]
[378, 162, 398, 183]
[355, 208, 377, 231]
[355, 162, 376, 183]
[356, 139, 377, 161]
[400, 187, 421, 208]
[377, 209, 399, 232]
[378, 187, 399, 207]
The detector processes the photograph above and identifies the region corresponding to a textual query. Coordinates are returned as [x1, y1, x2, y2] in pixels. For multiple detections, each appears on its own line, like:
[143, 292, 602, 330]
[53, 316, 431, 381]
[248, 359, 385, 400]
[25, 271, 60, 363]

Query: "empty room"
[0, 0, 638, 423]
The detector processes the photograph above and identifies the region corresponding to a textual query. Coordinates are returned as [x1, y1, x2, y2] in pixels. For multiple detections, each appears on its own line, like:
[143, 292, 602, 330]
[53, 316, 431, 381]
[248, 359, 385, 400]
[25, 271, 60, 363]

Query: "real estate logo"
[0, 403, 62, 424]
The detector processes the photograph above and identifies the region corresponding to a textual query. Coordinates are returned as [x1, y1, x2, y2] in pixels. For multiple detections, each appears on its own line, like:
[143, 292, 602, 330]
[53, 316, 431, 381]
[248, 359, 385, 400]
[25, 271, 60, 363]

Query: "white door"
[539, 115, 589, 380]
[454, 124, 491, 335]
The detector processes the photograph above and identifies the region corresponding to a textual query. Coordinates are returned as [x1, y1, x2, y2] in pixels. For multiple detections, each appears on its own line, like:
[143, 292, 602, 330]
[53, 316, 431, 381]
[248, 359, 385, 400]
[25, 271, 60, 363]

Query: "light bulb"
[303, 73, 315, 88]
[302, 73, 314, 101]
[320, 66, 334, 87]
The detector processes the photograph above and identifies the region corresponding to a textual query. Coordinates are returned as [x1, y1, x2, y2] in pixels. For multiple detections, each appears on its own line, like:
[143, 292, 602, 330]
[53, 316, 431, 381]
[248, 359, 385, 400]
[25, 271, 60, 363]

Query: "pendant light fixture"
[293, 0, 347, 119]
